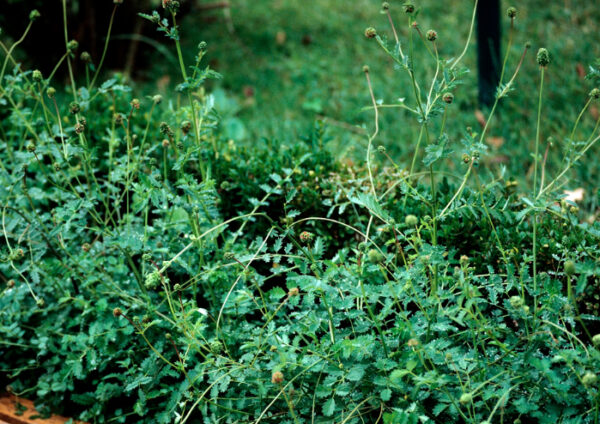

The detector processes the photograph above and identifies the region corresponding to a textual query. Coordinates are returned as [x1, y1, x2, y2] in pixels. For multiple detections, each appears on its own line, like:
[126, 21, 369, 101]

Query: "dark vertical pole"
[476, 0, 501, 107]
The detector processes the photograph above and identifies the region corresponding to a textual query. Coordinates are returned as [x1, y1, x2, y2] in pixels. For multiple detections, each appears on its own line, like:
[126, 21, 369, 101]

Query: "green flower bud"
[32, 69, 43, 83]
[67, 40, 79, 52]
[364, 27, 377, 39]
[426, 30, 437, 42]
[582, 372, 598, 388]
[69, 102, 81, 115]
[47, 87, 56, 98]
[590, 88, 600, 99]
[443, 92, 454, 104]
[507, 7, 517, 19]
[80, 51, 92, 63]
[509, 296, 523, 308]
[459, 393, 472, 404]
[564, 260, 576, 276]
[29, 10, 41, 20]
[403, 1, 415, 14]
[536, 48, 550, 67]
[367, 249, 385, 264]
[592, 334, 600, 347]
[405, 214, 418, 226]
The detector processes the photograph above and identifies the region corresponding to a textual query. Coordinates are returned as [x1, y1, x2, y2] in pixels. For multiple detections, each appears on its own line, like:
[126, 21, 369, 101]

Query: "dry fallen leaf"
[474, 109, 487, 128]
[576, 63, 586, 79]
[487, 136, 505, 149]
[564, 188, 585, 203]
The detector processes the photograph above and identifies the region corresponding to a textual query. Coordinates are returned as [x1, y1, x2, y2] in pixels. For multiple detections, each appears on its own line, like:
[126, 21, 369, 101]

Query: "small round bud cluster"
[32, 70, 43, 83]
[9, 248, 25, 261]
[271, 371, 284, 384]
[145, 270, 161, 289]
[181, 120, 192, 135]
[426, 30, 437, 42]
[7, 279, 15, 288]
[590, 88, 600, 99]
[443, 92, 454, 104]
[160, 122, 174, 138]
[582, 372, 598, 388]
[113, 307, 123, 317]
[536, 48, 550, 67]
[564, 260, 576, 276]
[299, 231, 314, 243]
[365, 27, 377, 39]
[509, 296, 524, 309]
[209, 340, 223, 353]
[382, 2, 390, 11]
[459, 255, 469, 267]
[114, 0, 124, 4]
[80, 52, 92, 63]
[507, 7, 517, 19]
[377, 145, 386, 153]
[26, 142, 36, 153]
[368, 249, 385, 264]
[82, 243, 91, 252]
[288, 287, 300, 297]
[403, 1, 415, 14]
[69, 102, 81, 115]
[162, 0, 180, 11]
[405, 214, 418, 226]
[592, 334, 600, 347]
[53, 162, 62, 171]
[142, 253, 152, 262]
[36, 298, 45, 307]
[407, 338, 419, 347]
[162, 139, 170, 148]
[114, 113, 124, 125]
[362, 65, 370, 73]
[130, 98, 140, 110]
[198, 41, 208, 51]
[75, 123, 85, 134]
[152, 94, 163, 104]
[67, 40, 79, 52]
[462, 153, 471, 163]
[47, 87, 56, 99]
[459, 393, 472, 404]
[29, 10, 41, 20]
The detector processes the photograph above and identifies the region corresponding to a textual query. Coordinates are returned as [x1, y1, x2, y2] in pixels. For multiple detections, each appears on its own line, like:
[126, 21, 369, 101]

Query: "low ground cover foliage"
[1, 1, 600, 423]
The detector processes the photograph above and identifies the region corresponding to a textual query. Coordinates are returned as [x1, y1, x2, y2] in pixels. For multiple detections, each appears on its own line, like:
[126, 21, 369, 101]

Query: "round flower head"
[288, 287, 300, 297]
[299, 231, 314, 243]
[536, 48, 550, 67]
[69, 102, 81, 115]
[152, 94, 163, 104]
[459, 393, 472, 404]
[29, 10, 41, 20]
[507, 7, 517, 19]
[113, 307, 123, 317]
[271, 371, 284, 384]
[67, 40, 79, 52]
[382, 2, 390, 11]
[364, 27, 377, 39]
[509, 296, 523, 308]
[564, 260, 576, 276]
[426, 30, 437, 42]
[404, 214, 418, 226]
[80, 52, 92, 63]
[583, 372, 598, 388]
[590, 88, 600, 99]
[443, 92, 454, 104]
[403, 1, 415, 14]
[367, 249, 385, 264]
[363, 65, 370, 73]
[592, 334, 600, 347]
[32, 70, 43, 83]
[47, 87, 56, 99]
